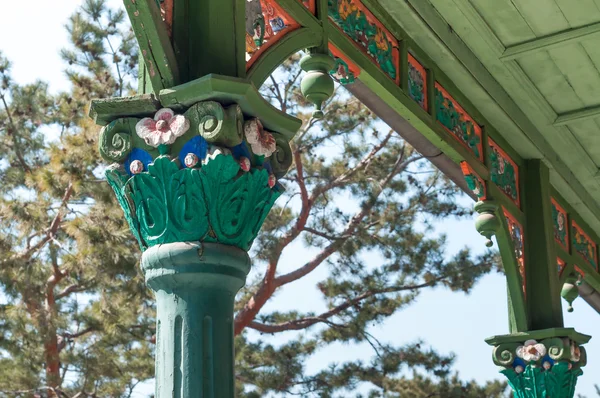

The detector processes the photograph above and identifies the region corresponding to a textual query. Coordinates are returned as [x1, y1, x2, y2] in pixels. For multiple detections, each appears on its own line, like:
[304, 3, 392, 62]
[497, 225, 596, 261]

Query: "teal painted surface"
[142, 242, 251, 398]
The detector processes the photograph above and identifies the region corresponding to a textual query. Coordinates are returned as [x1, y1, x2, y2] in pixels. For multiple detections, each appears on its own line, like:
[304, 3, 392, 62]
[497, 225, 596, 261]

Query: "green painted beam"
[554, 105, 600, 126]
[391, 0, 600, 243]
[522, 160, 564, 330]
[500, 22, 600, 61]
[248, 28, 322, 88]
[123, 0, 180, 92]
[327, 25, 489, 180]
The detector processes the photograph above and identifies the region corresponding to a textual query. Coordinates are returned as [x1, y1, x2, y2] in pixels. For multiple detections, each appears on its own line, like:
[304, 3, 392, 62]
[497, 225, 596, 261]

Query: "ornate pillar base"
[142, 242, 250, 398]
[486, 328, 590, 398]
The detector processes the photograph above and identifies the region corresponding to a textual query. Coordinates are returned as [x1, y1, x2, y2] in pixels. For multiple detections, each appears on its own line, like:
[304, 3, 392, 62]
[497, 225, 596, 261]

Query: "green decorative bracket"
[486, 329, 590, 398]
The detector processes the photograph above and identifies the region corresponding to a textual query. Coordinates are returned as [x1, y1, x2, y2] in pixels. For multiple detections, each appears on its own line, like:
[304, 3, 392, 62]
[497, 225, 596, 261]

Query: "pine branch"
[248, 279, 444, 334]
[0, 89, 31, 173]
[275, 152, 423, 287]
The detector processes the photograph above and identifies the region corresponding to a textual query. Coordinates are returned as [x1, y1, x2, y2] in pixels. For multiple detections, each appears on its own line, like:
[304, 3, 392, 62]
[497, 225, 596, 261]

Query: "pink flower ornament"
[136, 108, 190, 148]
[516, 340, 546, 362]
[571, 342, 581, 362]
[244, 119, 276, 157]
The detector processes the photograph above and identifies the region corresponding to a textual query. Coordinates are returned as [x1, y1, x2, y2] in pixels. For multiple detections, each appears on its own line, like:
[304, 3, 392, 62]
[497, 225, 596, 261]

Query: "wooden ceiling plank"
[468, 0, 535, 46]
[501, 22, 600, 61]
[554, 104, 600, 126]
[554, 0, 600, 27]
[509, 0, 571, 35]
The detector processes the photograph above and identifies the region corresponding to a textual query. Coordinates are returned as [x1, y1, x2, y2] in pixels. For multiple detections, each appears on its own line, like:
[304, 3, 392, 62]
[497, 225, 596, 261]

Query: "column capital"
[486, 328, 590, 398]
[94, 75, 300, 252]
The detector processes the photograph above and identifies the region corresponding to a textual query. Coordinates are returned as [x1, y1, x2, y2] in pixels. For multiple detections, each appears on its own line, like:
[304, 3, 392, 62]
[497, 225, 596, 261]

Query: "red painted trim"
[574, 265, 586, 277]
[460, 161, 487, 200]
[551, 197, 569, 252]
[489, 138, 520, 208]
[408, 53, 428, 112]
[301, 0, 316, 14]
[435, 82, 484, 162]
[557, 257, 566, 277]
[329, 43, 361, 79]
[246, 0, 300, 70]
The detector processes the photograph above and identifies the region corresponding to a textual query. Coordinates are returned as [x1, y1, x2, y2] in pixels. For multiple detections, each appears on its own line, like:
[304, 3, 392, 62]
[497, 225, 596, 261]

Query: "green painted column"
[93, 75, 302, 396]
[89, 2, 336, 395]
[143, 242, 250, 397]
[473, 160, 590, 397]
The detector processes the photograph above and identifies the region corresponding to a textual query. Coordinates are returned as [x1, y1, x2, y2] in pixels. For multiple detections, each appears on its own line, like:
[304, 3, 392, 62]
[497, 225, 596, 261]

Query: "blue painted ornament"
[179, 136, 208, 168]
[270, 17, 286, 33]
[125, 148, 154, 176]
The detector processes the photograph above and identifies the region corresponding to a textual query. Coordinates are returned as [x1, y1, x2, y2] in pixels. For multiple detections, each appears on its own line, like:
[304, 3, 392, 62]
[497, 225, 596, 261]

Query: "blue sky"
[2, 1, 599, 396]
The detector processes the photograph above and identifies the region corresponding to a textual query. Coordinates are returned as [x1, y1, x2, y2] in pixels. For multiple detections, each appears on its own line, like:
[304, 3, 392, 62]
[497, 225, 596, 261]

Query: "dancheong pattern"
[460, 161, 486, 201]
[489, 139, 520, 208]
[434, 83, 483, 161]
[246, 0, 299, 68]
[572, 221, 597, 270]
[408, 54, 427, 111]
[504, 208, 526, 297]
[328, 0, 400, 83]
[329, 44, 360, 85]
[551, 198, 569, 251]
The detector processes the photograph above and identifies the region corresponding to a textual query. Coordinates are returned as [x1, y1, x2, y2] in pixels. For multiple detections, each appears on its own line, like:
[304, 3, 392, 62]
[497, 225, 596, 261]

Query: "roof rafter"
[500, 22, 600, 61]
[554, 105, 600, 126]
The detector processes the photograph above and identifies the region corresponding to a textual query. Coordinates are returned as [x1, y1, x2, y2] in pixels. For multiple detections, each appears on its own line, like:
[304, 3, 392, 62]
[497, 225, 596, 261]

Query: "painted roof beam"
[554, 105, 600, 126]
[500, 22, 600, 61]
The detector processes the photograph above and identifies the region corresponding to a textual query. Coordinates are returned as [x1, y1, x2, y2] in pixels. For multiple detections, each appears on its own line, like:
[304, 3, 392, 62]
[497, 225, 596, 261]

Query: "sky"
[1, 1, 599, 397]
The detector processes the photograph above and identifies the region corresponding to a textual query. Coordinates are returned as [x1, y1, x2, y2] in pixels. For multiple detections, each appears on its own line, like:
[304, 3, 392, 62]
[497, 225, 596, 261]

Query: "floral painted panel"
[246, 0, 299, 68]
[329, 44, 361, 85]
[557, 257, 566, 278]
[489, 139, 520, 208]
[460, 161, 486, 201]
[551, 198, 569, 251]
[408, 53, 427, 111]
[434, 83, 483, 161]
[572, 221, 598, 270]
[504, 207, 526, 297]
[301, 0, 316, 13]
[328, 0, 400, 84]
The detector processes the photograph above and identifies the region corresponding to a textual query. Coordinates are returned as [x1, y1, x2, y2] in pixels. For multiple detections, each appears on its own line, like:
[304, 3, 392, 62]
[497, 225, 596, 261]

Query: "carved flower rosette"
[491, 337, 586, 398]
[98, 101, 294, 251]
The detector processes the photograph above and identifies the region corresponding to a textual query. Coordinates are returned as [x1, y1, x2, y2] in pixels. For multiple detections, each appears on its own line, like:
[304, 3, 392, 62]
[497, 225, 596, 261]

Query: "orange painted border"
[551, 198, 569, 252]
[301, 0, 316, 14]
[503, 206, 526, 297]
[489, 138, 520, 208]
[435, 82, 484, 162]
[574, 265, 586, 277]
[246, 0, 300, 70]
[329, 43, 361, 80]
[460, 161, 486, 200]
[408, 53, 428, 111]
[329, 0, 400, 85]
[572, 220, 598, 269]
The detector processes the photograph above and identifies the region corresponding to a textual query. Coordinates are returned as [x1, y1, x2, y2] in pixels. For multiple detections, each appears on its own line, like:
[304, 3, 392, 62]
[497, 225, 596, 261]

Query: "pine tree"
[0, 1, 507, 397]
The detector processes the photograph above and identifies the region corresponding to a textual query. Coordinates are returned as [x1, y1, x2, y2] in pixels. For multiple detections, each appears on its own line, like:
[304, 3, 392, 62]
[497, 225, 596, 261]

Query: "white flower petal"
[136, 118, 156, 139]
[169, 115, 190, 138]
[154, 108, 175, 121]
[524, 340, 538, 347]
